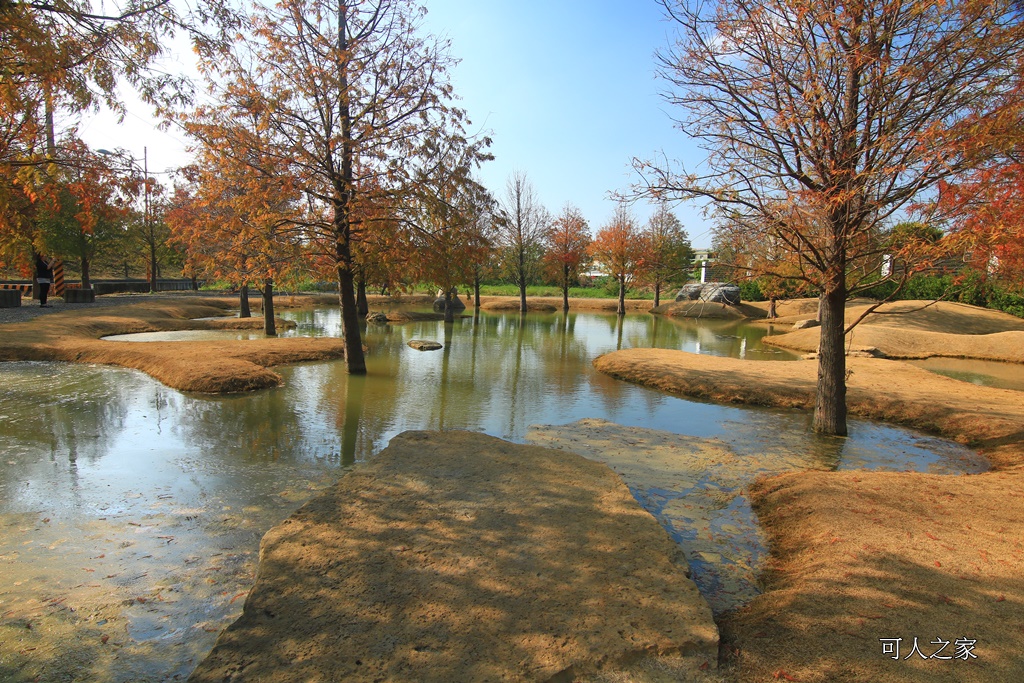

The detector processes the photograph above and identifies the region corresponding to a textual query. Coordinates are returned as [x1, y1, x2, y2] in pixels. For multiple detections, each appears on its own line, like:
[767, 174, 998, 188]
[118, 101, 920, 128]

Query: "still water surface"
[910, 356, 1024, 392]
[0, 308, 985, 681]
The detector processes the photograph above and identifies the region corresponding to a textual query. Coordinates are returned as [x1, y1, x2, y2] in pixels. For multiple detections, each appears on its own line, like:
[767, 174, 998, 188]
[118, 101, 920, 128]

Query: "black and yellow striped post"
[52, 259, 64, 296]
[0, 283, 32, 295]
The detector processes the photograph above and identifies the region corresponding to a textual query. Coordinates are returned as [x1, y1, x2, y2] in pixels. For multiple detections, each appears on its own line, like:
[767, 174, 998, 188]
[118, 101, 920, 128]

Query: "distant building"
[693, 249, 714, 263]
[582, 263, 606, 281]
[691, 249, 732, 283]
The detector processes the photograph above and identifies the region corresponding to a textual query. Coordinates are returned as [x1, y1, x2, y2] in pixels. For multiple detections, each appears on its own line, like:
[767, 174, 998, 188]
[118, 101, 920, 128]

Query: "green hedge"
[859, 271, 1024, 318]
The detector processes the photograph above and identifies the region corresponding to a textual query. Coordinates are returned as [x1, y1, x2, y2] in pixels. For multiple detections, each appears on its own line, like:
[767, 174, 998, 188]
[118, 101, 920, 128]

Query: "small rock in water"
[407, 340, 442, 351]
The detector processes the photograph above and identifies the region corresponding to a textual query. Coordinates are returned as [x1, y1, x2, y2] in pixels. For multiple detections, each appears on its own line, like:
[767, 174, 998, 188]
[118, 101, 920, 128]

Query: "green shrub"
[950, 270, 990, 308]
[858, 269, 1023, 319]
[599, 276, 620, 297]
[988, 289, 1024, 318]
[857, 279, 898, 300]
[904, 274, 954, 301]
[738, 280, 765, 301]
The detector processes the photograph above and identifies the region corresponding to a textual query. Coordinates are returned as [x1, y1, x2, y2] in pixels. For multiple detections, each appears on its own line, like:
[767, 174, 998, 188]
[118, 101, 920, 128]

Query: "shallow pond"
[0, 308, 986, 681]
[103, 329, 270, 342]
[910, 357, 1024, 392]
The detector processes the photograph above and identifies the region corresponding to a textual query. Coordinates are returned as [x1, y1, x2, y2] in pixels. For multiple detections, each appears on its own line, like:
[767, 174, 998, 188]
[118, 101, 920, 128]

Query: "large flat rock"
[188, 430, 718, 682]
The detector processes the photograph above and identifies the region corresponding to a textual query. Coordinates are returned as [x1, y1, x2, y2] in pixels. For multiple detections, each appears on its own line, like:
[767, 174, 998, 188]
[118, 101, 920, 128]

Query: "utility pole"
[144, 146, 155, 293]
[100, 147, 156, 292]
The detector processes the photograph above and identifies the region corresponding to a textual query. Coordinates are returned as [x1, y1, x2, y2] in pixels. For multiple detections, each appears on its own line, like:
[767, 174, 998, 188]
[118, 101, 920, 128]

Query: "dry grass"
[724, 470, 1024, 683]
[594, 300, 1024, 682]
[758, 300, 1024, 362]
[0, 298, 345, 393]
[480, 299, 559, 312]
[188, 431, 719, 682]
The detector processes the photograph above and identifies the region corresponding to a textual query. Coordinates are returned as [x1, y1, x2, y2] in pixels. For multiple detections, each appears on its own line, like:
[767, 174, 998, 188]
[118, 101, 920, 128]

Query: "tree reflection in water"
[0, 308, 985, 682]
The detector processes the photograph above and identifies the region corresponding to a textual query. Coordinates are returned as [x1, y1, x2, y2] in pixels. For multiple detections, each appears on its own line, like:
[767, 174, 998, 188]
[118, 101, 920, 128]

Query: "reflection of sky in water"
[0, 307, 987, 680]
[526, 413, 985, 618]
[103, 329, 269, 342]
[110, 307, 799, 361]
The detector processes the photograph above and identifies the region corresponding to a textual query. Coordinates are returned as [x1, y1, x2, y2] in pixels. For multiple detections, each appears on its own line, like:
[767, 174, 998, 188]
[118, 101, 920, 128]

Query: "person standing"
[35, 254, 54, 307]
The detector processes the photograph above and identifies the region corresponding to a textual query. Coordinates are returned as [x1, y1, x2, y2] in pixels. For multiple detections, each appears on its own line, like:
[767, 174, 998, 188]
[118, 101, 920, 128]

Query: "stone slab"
[188, 430, 718, 682]
[0, 289, 21, 308]
[63, 287, 96, 303]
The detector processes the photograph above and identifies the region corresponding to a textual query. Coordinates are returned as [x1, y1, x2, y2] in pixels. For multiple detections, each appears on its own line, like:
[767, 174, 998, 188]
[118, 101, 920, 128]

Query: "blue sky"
[78, 0, 714, 248]
[421, 0, 712, 246]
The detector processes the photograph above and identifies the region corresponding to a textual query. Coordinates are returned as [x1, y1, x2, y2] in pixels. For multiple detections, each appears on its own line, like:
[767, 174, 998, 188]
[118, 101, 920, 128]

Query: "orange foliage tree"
[1, 0, 213, 265]
[937, 65, 1024, 289]
[168, 109, 303, 334]
[711, 222, 809, 319]
[33, 138, 132, 287]
[352, 191, 408, 304]
[638, 0, 1024, 435]
[191, 0, 488, 373]
[544, 204, 591, 313]
[414, 134, 491, 314]
[940, 168, 1024, 287]
[590, 205, 642, 316]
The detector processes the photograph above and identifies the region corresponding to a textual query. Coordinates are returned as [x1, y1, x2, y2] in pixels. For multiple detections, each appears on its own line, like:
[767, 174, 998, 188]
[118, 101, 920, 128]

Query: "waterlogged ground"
[529, 417, 985, 618]
[0, 362, 342, 682]
[0, 307, 987, 681]
[910, 357, 1024, 392]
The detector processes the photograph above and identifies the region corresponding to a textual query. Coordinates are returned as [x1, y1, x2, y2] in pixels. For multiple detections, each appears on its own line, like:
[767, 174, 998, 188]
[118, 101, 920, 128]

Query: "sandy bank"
[760, 300, 1024, 362]
[0, 298, 345, 392]
[593, 300, 1024, 681]
[189, 431, 719, 682]
[446, 295, 658, 313]
[594, 351, 1023, 469]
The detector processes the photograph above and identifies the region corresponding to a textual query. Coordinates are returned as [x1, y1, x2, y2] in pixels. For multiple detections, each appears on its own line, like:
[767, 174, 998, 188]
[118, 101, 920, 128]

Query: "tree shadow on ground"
[188, 430, 722, 682]
[722, 469, 1024, 683]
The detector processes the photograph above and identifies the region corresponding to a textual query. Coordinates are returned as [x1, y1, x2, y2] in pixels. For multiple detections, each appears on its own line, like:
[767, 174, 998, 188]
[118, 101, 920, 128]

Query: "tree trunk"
[239, 284, 251, 318]
[336, 236, 367, 374]
[444, 288, 455, 323]
[30, 249, 41, 300]
[767, 297, 777, 319]
[339, 377, 362, 468]
[191, 275, 198, 291]
[519, 276, 527, 314]
[334, 3, 366, 376]
[473, 275, 481, 309]
[356, 278, 368, 316]
[149, 243, 158, 293]
[617, 275, 626, 316]
[263, 279, 276, 336]
[654, 281, 661, 308]
[562, 264, 570, 313]
[814, 284, 848, 435]
[80, 256, 90, 289]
